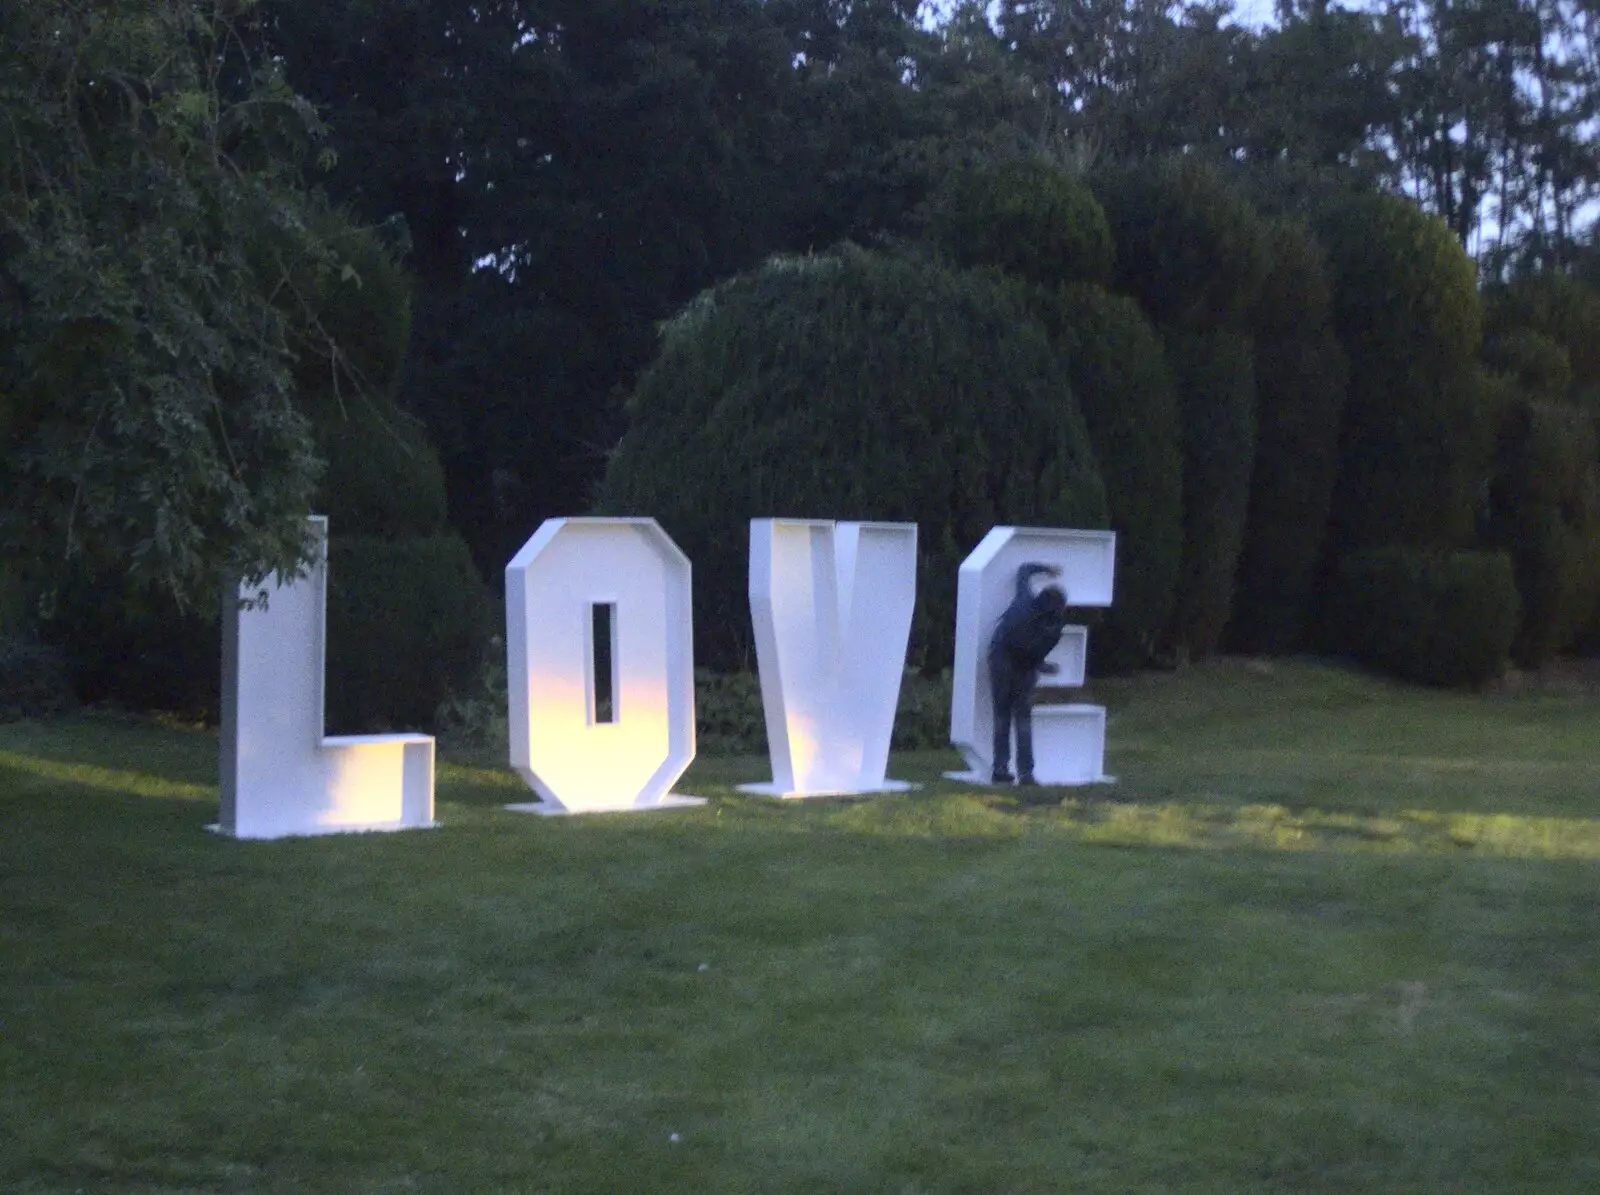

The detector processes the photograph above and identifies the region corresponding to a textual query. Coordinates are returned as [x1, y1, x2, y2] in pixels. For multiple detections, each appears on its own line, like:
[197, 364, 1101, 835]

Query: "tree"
[597, 247, 1108, 671]
[259, 0, 947, 577]
[1241, 4, 1406, 180]
[0, 0, 334, 609]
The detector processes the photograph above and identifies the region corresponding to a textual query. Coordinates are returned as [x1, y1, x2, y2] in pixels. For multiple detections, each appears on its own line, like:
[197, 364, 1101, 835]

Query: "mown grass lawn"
[2, 659, 1598, 1193]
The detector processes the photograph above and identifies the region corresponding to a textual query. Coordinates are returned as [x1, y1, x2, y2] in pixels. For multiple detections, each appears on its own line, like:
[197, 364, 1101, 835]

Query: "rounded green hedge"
[918, 160, 1178, 673]
[924, 158, 1115, 290]
[1228, 219, 1349, 654]
[1328, 547, 1520, 687]
[1038, 283, 1183, 672]
[1316, 193, 1487, 555]
[596, 247, 1109, 670]
[324, 532, 495, 733]
[1092, 157, 1271, 333]
[1160, 328, 1257, 660]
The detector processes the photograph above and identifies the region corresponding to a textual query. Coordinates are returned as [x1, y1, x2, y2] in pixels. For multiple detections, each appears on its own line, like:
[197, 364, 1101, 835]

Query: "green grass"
[2, 659, 1598, 1193]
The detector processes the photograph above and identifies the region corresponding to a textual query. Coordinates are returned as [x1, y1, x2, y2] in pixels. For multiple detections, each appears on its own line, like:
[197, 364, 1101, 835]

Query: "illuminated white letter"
[217, 516, 436, 839]
[740, 519, 918, 799]
[505, 517, 701, 815]
[948, 527, 1116, 786]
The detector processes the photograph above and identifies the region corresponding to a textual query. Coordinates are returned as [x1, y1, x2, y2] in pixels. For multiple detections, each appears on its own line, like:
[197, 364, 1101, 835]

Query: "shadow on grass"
[4, 704, 1599, 863]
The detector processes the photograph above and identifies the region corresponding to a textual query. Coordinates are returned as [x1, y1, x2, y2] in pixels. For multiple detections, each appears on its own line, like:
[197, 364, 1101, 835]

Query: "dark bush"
[1228, 220, 1349, 654]
[0, 637, 76, 720]
[1482, 398, 1600, 667]
[889, 668, 956, 750]
[1161, 328, 1257, 661]
[1316, 193, 1488, 555]
[597, 248, 1109, 671]
[924, 158, 1114, 289]
[325, 532, 495, 733]
[693, 669, 955, 757]
[35, 209, 427, 721]
[253, 206, 415, 422]
[315, 400, 449, 539]
[1038, 284, 1184, 672]
[42, 586, 220, 719]
[1482, 273, 1600, 404]
[1329, 547, 1520, 687]
[433, 648, 509, 751]
[1482, 327, 1573, 404]
[1092, 157, 1271, 333]
[290, 222, 473, 729]
[287, 212, 449, 542]
[693, 670, 768, 757]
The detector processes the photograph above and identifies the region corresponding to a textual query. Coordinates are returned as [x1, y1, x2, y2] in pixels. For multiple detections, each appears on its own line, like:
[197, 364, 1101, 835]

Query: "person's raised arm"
[1013, 562, 1062, 602]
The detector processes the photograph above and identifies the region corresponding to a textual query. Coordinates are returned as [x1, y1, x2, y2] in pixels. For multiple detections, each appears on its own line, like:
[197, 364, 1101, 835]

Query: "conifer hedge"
[1092, 158, 1271, 333]
[1483, 398, 1600, 667]
[1038, 284, 1184, 672]
[1483, 273, 1600, 405]
[1228, 220, 1349, 654]
[315, 401, 449, 540]
[1160, 329, 1258, 660]
[1316, 193, 1487, 557]
[923, 159, 1183, 672]
[1092, 159, 1268, 660]
[925, 158, 1115, 289]
[1329, 548, 1520, 686]
[303, 229, 492, 732]
[1483, 328, 1573, 404]
[596, 248, 1109, 670]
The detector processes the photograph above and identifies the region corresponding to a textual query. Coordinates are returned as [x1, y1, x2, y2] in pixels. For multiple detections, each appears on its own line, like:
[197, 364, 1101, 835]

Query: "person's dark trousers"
[988, 651, 1034, 782]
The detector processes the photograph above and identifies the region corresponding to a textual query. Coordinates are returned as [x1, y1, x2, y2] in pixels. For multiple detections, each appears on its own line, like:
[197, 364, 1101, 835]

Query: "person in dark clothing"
[988, 562, 1069, 785]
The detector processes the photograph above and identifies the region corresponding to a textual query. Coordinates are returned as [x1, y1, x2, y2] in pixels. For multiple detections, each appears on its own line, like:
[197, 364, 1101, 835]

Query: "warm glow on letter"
[217, 516, 435, 839]
[504, 518, 700, 814]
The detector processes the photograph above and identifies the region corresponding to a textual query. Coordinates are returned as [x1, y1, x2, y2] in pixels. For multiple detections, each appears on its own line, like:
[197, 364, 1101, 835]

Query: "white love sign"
[740, 519, 918, 798]
[504, 517, 702, 815]
[217, 516, 435, 839]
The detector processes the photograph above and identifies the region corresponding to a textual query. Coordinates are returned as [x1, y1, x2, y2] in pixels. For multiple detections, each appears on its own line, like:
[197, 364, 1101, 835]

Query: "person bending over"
[987, 563, 1069, 786]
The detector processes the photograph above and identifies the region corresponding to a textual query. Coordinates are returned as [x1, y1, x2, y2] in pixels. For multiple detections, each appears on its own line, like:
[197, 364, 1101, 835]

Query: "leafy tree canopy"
[0, 0, 347, 608]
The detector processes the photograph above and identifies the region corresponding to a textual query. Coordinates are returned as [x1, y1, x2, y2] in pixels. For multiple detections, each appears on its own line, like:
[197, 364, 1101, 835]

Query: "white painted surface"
[217, 517, 435, 839]
[740, 519, 918, 798]
[948, 526, 1116, 786]
[1029, 705, 1108, 786]
[505, 518, 702, 814]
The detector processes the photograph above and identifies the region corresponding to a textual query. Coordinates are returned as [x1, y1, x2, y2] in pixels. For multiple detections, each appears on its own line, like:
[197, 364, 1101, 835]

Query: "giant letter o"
[505, 518, 700, 814]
